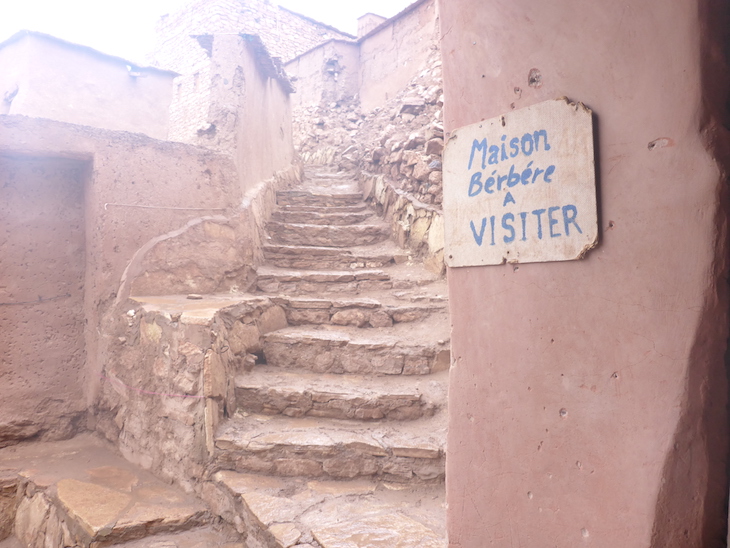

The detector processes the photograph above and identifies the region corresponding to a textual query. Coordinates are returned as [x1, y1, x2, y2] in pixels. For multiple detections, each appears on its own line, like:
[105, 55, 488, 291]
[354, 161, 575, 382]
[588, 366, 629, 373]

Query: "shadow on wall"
[0, 155, 90, 446]
[651, 0, 730, 545]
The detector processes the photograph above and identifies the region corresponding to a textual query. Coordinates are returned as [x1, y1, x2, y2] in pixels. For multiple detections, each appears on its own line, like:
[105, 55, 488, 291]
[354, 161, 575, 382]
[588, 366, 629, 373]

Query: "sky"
[0, 0, 415, 64]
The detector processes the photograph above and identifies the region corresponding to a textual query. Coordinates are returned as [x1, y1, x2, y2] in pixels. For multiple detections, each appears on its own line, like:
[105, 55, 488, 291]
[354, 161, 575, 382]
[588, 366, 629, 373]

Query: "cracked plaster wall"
[440, 1, 730, 546]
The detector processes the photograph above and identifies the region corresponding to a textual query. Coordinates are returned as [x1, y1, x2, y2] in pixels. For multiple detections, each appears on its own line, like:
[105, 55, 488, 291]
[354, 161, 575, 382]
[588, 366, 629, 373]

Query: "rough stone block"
[258, 306, 288, 334]
[331, 310, 368, 327]
[228, 321, 261, 355]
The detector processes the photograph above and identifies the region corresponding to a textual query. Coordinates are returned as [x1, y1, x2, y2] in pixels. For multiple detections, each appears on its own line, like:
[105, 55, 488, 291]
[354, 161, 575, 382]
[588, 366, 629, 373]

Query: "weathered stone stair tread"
[262, 323, 450, 376]
[267, 221, 390, 247]
[272, 294, 447, 311]
[111, 526, 242, 547]
[276, 190, 363, 207]
[256, 262, 442, 295]
[215, 412, 446, 462]
[0, 434, 212, 547]
[266, 322, 449, 345]
[277, 296, 447, 328]
[279, 203, 369, 213]
[235, 367, 447, 420]
[263, 240, 407, 269]
[257, 265, 390, 282]
[271, 209, 373, 225]
[212, 471, 445, 548]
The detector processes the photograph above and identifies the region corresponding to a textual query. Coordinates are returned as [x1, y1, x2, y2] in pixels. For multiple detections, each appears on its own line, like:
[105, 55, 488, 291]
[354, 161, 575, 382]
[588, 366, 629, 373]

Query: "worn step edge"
[262, 326, 450, 376]
[270, 295, 445, 328]
[235, 367, 447, 421]
[213, 414, 446, 482]
[205, 471, 446, 548]
[271, 211, 374, 226]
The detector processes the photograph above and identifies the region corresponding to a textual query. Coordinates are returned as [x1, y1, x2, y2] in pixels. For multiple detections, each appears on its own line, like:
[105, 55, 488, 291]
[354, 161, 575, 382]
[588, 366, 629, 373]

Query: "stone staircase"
[0, 166, 449, 548]
[206, 166, 449, 547]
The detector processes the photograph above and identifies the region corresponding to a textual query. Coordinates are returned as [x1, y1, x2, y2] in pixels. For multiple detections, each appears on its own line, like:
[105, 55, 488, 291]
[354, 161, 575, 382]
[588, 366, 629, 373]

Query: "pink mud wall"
[0, 156, 87, 445]
[440, 1, 730, 547]
[0, 115, 241, 439]
[0, 34, 174, 139]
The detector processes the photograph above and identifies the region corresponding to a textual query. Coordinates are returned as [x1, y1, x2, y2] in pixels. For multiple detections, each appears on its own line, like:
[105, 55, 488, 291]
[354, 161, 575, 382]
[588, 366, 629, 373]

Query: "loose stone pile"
[293, 47, 445, 208]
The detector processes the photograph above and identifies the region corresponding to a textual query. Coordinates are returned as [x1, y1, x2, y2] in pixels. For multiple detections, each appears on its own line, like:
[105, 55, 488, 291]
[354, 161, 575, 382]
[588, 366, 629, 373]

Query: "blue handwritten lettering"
[544, 165, 555, 183]
[548, 206, 561, 237]
[532, 208, 546, 239]
[562, 205, 583, 235]
[502, 213, 515, 243]
[470, 217, 487, 246]
[468, 172, 483, 196]
[468, 139, 488, 170]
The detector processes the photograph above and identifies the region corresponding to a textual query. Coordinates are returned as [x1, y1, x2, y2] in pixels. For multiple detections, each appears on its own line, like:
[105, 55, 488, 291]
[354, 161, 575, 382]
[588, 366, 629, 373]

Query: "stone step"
[278, 203, 369, 213]
[214, 413, 446, 482]
[271, 209, 373, 225]
[207, 471, 445, 548]
[263, 242, 406, 270]
[255, 266, 393, 294]
[266, 221, 391, 247]
[276, 190, 363, 207]
[255, 261, 442, 295]
[0, 435, 234, 548]
[271, 295, 446, 327]
[262, 324, 450, 376]
[235, 367, 448, 421]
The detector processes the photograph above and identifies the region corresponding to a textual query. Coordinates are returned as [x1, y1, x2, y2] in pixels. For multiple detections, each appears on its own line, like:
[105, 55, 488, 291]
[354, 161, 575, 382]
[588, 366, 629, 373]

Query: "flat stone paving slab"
[212, 471, 445, 548]
[0, 435, 217, 547]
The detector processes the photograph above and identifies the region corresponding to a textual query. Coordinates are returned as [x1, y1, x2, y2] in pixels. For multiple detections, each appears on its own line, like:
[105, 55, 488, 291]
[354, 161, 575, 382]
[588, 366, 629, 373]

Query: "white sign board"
[443, 98, 597, 267]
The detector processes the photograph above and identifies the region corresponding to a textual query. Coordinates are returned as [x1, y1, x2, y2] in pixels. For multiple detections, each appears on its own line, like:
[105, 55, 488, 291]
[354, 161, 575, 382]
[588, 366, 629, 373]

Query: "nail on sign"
[443, 98, 598, 267]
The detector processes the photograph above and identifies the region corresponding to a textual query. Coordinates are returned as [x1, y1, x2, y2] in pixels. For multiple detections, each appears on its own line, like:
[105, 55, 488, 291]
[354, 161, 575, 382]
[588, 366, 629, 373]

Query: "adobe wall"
[150, 0, 354, 76]
[0, 156, 87, 446]
[358, 0, 439, 112]
[440, 1, 730, 547]
[0, 34, 174, 139]
[174, 34, 295, 195]
[284, 40, 360, 110]
[0, 115, 244, 444]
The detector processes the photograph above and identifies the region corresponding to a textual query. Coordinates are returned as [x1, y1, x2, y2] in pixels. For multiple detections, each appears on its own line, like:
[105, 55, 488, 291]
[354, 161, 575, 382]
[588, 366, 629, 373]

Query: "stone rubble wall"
[92, 296, 288, 493]
[292, 45, 445, 273]
[151, 0, 354, 142]
[285, 39, 360, 110]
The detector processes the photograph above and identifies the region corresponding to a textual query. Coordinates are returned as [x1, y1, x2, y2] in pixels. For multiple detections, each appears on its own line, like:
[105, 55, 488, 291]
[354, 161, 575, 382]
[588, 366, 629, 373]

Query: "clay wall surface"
[284, 40, 360, 110]
[179, 34, 295, 195]
[0, 156, 87, 446]
[0, 115, 243, 440]
[440, 1, 730, 546]
[358, 0, 438, 112]
[357, 14, 387, 39]
[0, 33, 174, 139]
[150, 0, 354, 76]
